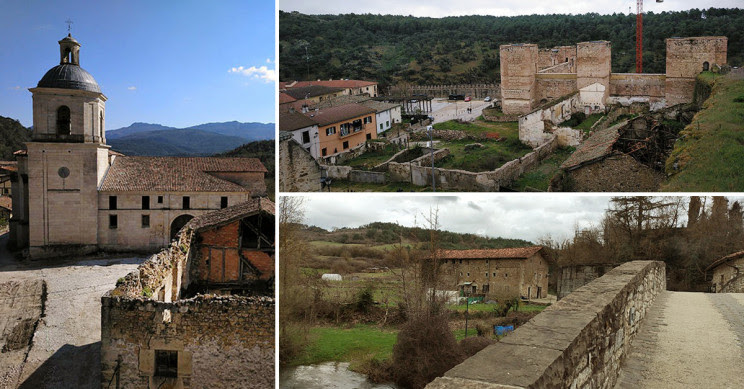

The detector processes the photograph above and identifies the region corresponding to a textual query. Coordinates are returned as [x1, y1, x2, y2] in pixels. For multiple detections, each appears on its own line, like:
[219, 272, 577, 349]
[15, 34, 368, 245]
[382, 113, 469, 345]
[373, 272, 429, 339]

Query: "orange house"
[307, 103, 377, 157]
[188, 198, 274, 291]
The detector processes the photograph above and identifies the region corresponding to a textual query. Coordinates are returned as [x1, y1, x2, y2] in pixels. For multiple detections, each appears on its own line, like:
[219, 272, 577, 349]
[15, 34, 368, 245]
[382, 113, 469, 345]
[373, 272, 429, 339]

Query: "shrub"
[459, 336, 494, 358]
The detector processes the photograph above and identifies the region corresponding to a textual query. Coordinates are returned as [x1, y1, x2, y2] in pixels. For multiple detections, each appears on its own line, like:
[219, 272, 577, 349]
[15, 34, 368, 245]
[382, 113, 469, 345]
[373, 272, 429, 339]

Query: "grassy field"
[575, 113, 604, 132]
[328, 179, 435, 192]
[510, 147, 575, 191]
[342, 143, 403, 170]
[433, 119, 519, 137]
[435, 138, 532, 172]
[664, 72, 744, 191]
[293, 325, 399, 368]
[447, 302, 549, 313]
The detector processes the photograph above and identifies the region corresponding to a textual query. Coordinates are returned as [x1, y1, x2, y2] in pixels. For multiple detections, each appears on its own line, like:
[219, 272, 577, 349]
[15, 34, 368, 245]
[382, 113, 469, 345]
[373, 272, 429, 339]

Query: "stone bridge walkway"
[615, 291, 744, 389]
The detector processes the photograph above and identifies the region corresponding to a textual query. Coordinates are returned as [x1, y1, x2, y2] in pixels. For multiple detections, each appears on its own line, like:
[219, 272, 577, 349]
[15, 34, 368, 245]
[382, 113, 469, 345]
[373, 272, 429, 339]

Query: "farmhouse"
[439, 246, 551, 299]
[707, 250, 744, 293]
[7, 34, 268, 258]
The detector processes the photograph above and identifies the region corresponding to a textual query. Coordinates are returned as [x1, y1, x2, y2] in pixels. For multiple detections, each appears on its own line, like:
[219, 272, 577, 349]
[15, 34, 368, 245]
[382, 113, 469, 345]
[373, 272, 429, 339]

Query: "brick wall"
[428, 261, 666, 389]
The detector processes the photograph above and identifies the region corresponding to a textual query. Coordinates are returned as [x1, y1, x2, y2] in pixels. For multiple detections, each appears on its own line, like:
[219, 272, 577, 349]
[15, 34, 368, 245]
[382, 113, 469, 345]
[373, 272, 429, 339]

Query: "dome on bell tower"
[36, 34, 101, 93]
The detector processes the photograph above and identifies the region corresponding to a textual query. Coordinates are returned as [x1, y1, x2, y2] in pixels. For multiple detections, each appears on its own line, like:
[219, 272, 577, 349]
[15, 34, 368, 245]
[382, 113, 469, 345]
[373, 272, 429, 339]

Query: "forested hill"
[280, 8, 744, 88]
[0, 116, 31, 160]
[302, 221, 533, 250]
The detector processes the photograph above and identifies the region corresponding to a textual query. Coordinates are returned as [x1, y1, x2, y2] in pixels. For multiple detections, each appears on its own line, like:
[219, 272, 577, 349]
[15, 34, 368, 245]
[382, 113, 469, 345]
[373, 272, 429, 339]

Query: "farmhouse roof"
[706, 250, 744, 272]
[188, 197, 275, 231]
[439, 246, 545, 260]
[279, 92, 297, 104]
[560, 121, 628, 170]
[282, 85, 344, 100]
[311, 95, 400, 113]
[280, 110, 318, 132]
[100, 156, 266, 192]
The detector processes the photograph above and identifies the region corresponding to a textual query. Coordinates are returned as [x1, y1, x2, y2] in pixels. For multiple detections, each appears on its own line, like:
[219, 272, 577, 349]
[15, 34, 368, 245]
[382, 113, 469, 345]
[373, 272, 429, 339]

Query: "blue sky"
[0, 0, 276, 129]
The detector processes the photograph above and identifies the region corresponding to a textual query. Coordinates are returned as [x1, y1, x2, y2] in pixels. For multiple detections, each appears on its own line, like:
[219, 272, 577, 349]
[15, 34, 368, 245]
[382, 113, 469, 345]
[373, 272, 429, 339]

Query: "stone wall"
[441, 254, 549, 299]
[577, 41, 611, 103]
[409, 84, 500, 99]
[665, 36, 728, 105]
[101, 295, 274, 389]
[279, 137, 321, 192]
[557, 264, 618, 300]
[538, 46, 577, 71]
[388, 137, 557, 191]
[535, 74, 578, 103]
[427, 260, 666, 389]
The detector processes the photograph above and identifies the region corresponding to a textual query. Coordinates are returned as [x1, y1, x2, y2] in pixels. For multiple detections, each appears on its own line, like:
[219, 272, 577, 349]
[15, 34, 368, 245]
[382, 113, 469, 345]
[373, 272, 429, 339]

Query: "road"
[429, 99, 492, 124]
[615, 291, 744, 389]
[0, 232, 146, 389]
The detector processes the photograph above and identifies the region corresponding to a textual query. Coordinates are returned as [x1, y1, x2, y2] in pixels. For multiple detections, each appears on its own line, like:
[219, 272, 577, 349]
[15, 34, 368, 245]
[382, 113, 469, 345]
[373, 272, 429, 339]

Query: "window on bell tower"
[57, 106, 71, 135]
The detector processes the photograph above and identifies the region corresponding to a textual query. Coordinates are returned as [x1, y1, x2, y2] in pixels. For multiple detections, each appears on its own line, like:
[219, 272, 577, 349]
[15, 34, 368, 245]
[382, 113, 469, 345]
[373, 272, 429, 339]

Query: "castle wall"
[500, 44, 538, 115]
[535, 73, 578, 103]
[538, 46, 577, 71]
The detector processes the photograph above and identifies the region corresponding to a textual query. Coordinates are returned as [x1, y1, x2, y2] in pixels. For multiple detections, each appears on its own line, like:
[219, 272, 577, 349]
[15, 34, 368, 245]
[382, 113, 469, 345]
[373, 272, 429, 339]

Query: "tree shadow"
[19, 342, 101, 389]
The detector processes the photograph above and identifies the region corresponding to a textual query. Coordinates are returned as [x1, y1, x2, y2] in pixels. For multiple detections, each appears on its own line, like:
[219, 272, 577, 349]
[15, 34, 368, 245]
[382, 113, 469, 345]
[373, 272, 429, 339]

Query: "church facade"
[9, 34, 268, 258]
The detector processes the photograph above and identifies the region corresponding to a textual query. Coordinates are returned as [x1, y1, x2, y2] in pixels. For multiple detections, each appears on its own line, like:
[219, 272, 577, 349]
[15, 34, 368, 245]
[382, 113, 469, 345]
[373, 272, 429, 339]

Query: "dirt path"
[616, 291, 744, 388]
[0, 233, 146, 389]
[430, 99, 491, 124]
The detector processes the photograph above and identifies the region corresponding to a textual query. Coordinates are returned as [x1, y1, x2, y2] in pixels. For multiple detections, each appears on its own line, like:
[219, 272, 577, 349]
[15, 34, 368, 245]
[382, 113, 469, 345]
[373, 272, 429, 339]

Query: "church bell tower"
[22, 32, 111, 257]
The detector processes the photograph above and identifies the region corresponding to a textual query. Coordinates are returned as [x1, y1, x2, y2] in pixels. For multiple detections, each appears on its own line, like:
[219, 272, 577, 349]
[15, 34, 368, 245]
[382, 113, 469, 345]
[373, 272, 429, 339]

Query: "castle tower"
[576, 41, 611, 107]
[665, 36, 728, 105]
[22, 33, 111, 257]
[500, 44, 539, 115]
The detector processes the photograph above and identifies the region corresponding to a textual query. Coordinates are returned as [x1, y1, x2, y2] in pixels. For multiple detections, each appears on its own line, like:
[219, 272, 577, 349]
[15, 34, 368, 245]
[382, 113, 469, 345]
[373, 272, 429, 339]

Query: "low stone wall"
[101, 294, 274, 389]
[409, 84, 500, 99]
[389, 137, 557, 191]
[349, 170, 386, 184]
[427, 260, 666, 389]
[519, 93, 581, 147]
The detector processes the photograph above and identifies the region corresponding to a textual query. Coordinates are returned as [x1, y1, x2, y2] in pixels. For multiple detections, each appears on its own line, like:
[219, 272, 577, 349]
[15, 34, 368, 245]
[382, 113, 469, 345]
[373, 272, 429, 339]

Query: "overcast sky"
[296, 195, 744, 243]
[279, 0, 741, 17]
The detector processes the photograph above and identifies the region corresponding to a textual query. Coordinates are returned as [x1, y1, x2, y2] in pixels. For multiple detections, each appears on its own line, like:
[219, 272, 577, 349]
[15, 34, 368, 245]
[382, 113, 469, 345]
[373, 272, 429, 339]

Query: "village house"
[439, 246, 551, 299]
[310, 94, 402, 134]
[8, 34, 268, 258]
[707, 250, 744, 293]
[281, 85, 345, 106]
[101, 197, 275, 388]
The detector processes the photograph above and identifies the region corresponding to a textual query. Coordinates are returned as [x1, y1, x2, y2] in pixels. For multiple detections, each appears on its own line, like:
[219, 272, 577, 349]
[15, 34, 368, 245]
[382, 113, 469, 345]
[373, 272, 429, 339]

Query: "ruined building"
[9, 34, 268, 258]
[101, 197, 275, 388]
[500, 36, 728, 115]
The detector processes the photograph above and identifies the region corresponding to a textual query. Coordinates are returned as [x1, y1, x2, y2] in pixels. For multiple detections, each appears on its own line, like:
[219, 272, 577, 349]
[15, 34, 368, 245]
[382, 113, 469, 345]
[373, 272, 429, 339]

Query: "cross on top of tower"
[65, 18, 73, 34]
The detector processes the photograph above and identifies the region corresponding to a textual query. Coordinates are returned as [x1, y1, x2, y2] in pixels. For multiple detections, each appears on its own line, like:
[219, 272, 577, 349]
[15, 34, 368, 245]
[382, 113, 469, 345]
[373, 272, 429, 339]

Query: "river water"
[280, 361, 398, 389]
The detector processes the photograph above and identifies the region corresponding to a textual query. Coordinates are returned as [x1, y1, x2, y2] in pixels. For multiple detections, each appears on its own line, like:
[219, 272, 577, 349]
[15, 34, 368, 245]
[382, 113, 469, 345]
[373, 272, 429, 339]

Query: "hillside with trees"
[280, 8, 744, 89]
[0, 116, 31, 161]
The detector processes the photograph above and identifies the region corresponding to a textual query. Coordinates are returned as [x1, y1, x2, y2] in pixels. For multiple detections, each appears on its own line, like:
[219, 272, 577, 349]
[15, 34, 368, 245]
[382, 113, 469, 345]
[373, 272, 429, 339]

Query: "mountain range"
[107, 121, 274, 156]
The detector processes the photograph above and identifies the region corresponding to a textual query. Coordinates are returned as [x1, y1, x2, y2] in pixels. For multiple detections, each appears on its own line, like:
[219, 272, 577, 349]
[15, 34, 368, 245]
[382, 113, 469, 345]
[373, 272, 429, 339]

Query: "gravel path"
[616, 291, 744, 389]
[0, 233, 146, 389]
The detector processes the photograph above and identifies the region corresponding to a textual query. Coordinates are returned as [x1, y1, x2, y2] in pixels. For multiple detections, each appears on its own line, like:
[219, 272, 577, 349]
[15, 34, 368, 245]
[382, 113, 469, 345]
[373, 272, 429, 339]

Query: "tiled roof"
[283, 85, 344, 100]
[289, 80, 377, 89]
[280, 110, 318, 132]
[310, 95, 400, 113]
[100, 156, 266, 192]
[439, 246, 544, 260]
[560, 121, 628, 170]
[279, 92, 297, 104]
[188, 197, 275, 231]
[706, 250, 744, 271]
[13, 150, 27, 156]
[303, 103, 375, 127]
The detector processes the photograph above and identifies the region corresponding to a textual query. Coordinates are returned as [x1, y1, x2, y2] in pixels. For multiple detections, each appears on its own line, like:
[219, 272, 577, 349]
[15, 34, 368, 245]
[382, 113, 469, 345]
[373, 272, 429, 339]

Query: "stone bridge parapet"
[427, 260, 666, 389]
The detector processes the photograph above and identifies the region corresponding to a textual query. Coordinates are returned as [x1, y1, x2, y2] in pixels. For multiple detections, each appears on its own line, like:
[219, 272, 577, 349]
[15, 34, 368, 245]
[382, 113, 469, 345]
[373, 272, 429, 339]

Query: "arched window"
[99, 112, 104, 138]
[57, 106, 71, 135]
[703, 62, 710, 71]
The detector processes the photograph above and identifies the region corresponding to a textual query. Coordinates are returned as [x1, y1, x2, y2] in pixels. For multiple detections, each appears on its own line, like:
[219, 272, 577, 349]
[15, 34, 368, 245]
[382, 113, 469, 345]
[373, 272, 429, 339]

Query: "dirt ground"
[0, 232, 146, 389]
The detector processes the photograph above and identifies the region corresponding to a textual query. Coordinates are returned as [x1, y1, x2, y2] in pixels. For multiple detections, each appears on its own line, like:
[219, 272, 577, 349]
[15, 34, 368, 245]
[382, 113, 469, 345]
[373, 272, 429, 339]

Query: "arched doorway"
[170, 214, 194, 241]
[703, 61, 710, 71]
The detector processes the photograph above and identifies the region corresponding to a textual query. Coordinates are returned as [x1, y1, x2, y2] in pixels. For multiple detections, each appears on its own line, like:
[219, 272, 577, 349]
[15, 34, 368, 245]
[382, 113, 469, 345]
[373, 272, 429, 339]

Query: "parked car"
[484, 96, 492, 102]
[464, 96, 471, 102]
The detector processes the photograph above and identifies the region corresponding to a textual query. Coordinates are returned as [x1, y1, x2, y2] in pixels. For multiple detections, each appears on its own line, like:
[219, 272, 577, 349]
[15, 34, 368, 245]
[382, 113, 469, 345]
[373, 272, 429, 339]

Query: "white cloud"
[127, 86, 137, 91]
[266, 58, 273, 63]
[229, 65, 277, 83]
[9, 86, 22, 90]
